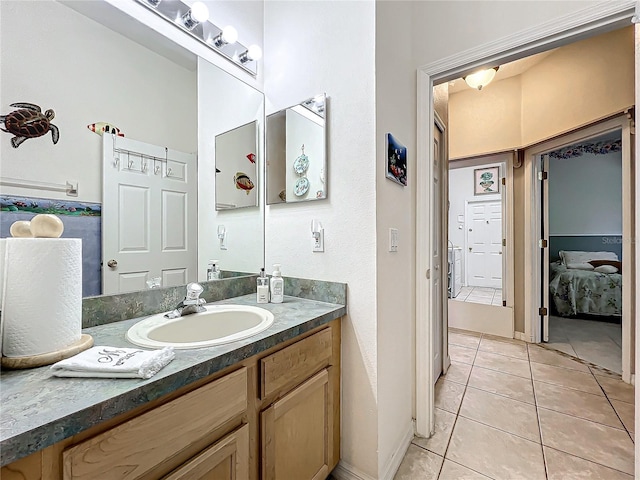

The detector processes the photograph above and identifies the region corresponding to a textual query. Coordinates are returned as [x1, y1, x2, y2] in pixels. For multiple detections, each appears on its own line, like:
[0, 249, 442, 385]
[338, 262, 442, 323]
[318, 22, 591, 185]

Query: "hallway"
[395, 329, 635, 479]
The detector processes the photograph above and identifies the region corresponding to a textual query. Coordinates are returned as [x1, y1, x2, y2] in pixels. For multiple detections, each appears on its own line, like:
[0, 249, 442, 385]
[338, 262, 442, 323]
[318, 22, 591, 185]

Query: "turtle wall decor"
[1, 102, 60, 148]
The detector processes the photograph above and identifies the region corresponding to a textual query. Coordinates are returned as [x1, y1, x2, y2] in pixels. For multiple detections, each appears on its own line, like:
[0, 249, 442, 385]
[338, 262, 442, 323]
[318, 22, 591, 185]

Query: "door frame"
[415, 1, 635, 438]
[522, 115, 634, 379]
[464, 198, 502, 289]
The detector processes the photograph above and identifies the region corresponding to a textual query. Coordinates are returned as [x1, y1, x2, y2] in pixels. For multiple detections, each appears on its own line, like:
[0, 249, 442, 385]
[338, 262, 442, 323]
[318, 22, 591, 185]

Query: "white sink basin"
[126, 304, 274, 349]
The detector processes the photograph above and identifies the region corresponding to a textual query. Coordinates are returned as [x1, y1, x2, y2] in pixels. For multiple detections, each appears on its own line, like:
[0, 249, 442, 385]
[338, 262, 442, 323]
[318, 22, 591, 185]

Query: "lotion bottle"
[207, 260, 221, 280]
[257, 268, 269, 304]
[270, 264, 284, 303]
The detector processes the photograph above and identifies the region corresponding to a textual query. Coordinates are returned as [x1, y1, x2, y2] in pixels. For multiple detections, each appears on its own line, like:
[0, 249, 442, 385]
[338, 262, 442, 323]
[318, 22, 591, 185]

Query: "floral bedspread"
[549, 262, 622, 317]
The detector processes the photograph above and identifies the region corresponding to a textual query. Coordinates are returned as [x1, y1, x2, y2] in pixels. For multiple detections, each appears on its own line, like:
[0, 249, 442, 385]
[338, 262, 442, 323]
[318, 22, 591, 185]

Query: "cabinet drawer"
[63, 367, 248, 480]
[260, 328, 332, 399]
[162, 424, 249, 480]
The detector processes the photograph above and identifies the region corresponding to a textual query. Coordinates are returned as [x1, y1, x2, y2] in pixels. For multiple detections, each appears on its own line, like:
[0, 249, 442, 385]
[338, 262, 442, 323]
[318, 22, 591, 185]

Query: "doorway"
[414, 3, 636, 439]
[524, 117, 632, 379]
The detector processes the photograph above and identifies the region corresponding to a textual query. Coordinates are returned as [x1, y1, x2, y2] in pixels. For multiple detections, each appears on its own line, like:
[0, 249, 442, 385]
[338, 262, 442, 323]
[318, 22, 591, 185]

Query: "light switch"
[389, 228, 399, 252]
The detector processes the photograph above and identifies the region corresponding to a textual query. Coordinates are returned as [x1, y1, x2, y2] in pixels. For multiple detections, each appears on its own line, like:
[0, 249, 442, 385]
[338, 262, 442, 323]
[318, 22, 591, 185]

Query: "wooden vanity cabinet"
[258, 327, 339, 480]
[1, 319, 340, 480]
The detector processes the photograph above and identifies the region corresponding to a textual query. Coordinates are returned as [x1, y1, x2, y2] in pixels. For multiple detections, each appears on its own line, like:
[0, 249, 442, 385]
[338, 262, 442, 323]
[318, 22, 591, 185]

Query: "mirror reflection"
[0, 0, 264, 297]
[215, 121, 258, 210]
[266, 94, 327, 204]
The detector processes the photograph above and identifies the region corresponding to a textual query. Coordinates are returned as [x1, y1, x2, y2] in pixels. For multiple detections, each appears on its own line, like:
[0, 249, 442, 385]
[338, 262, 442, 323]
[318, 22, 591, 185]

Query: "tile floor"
[394, 329, 635, 479]
[547, 315, 622, 374]
[453, 287, 502, 306]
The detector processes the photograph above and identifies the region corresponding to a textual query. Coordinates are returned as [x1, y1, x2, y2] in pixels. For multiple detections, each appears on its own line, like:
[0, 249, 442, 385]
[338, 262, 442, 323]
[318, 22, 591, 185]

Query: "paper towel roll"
[2, 238, 82, 357]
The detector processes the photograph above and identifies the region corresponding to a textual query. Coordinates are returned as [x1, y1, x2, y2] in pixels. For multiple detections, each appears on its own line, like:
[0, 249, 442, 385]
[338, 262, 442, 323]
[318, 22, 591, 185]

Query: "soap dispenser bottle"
[270, 264, 284, 303]
[257, 268, 269, 304]
[207, 260, 221, 280]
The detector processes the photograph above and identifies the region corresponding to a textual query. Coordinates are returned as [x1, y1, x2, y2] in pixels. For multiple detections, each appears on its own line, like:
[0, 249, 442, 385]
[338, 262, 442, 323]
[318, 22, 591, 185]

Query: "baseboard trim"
[332, 421, 414, 480]
[514, 331, 531, 342]
[332, 461, 376, 480]
[379, 420, 415, 480]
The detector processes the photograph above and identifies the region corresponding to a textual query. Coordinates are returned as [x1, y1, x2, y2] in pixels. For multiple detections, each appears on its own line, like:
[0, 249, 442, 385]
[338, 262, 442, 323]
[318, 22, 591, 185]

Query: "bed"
[549, 250, 622, 317]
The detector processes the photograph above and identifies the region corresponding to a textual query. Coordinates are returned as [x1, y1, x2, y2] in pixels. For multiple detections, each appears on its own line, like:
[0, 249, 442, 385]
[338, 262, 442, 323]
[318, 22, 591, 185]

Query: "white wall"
[548, 150, 622, 235]
[375, 1, 417, 476]
[0, 0, 196, 203]
[263, 1, 378, 476]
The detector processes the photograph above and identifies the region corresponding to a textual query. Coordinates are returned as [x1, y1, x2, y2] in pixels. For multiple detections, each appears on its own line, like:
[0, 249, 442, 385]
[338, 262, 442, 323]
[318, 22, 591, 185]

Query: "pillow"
[565, 263, 595, 271]
[559, 250, 619, 265]
[594, 265, 618, 274]
[589, 260, 622, 271]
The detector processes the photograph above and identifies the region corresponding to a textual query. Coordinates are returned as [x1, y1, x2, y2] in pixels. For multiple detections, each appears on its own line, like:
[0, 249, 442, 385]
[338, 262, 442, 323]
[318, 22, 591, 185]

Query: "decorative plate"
[294, 177, 310, 196]
[293, 154, 309, 174]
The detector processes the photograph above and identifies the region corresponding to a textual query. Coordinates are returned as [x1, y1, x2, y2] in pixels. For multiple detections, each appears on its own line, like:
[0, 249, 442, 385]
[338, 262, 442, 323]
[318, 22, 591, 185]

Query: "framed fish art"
[385, 133, 407, 187]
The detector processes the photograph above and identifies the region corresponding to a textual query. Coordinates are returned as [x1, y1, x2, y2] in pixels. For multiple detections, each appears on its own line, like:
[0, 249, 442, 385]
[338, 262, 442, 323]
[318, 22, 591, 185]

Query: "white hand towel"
[50, 346, 175, 379]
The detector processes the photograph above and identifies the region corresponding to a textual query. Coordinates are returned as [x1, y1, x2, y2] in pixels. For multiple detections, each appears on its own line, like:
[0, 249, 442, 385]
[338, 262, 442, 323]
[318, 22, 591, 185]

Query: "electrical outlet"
[389, 228, 398, 252]
[313, 229, 324, 252]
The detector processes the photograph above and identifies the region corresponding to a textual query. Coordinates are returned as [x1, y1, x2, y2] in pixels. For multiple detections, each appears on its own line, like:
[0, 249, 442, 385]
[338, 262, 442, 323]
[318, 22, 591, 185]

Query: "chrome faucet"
[165, 282, 207, 319]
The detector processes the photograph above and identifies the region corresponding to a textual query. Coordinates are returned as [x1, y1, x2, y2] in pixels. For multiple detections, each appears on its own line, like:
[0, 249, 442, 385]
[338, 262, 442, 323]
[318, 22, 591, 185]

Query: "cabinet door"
[163, 424, 249, 480]
[261, 369, 331, 480]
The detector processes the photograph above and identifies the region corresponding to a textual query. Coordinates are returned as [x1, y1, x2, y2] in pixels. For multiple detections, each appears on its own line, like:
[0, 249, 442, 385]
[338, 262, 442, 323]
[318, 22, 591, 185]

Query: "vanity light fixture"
[212, 26, 238, 47]
[239, 45, 263, 64]
[135, 0, 261, 76]
[180, 1, 209, 30]
[463, 66, 499, 91]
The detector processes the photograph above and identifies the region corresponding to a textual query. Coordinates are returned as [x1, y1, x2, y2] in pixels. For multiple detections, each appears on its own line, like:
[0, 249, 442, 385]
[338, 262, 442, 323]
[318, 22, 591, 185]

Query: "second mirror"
[266, 94, 327, 204]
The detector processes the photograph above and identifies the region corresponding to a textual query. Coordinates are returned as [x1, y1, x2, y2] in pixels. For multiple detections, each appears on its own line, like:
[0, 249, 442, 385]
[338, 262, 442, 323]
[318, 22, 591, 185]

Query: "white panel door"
[103, 136, 197, 294]
[432, 122, 444, 382]
[466, 201, 502, 288]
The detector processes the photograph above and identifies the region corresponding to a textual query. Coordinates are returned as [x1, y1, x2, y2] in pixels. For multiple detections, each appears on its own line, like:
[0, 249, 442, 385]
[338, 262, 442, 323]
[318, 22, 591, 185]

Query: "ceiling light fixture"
[463, 66, 499, 91]
[135, 0, 260, 76]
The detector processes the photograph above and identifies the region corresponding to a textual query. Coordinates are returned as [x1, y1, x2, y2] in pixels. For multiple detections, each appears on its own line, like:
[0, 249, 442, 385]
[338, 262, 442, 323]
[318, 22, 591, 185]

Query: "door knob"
[107, 259, 118, 269]
[469, 247, 472, 252]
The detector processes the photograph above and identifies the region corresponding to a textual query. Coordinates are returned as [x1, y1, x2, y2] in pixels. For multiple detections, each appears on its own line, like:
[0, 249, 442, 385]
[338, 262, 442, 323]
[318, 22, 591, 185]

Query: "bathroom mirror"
[0, 0, 264, 297]
[266, 94, 327, 204]
[215, 121, 259, 210]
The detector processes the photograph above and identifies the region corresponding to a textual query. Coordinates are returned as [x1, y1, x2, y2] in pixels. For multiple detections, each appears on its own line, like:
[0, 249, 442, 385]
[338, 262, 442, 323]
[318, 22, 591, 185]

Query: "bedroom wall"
[548, 148, 623, 261]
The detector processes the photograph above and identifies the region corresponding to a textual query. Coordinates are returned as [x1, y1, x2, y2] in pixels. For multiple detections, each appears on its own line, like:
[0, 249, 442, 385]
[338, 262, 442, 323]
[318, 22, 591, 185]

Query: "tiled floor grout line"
[591, 373, 635, 442]
[542, 445, 635, 478]
[433, 335, 481, 479]
[535, 404, 627, 432]
[528, 344, 550, 480]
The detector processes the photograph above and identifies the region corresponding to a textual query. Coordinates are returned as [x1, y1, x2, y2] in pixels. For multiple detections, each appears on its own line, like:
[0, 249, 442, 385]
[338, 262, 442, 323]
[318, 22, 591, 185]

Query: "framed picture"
[385, 133, 407, 186]
[474, 166, 500, 195]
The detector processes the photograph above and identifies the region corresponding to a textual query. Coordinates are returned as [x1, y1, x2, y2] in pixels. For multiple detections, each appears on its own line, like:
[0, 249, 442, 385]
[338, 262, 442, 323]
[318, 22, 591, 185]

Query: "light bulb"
[221, 26, 238, 45]
[213, 25, 238, 47]
[190, 2, 209, 22]
[239, 44, 262, 63]
[181, 1, 209, 30]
